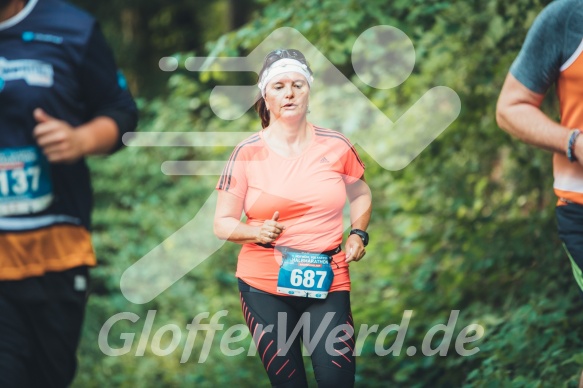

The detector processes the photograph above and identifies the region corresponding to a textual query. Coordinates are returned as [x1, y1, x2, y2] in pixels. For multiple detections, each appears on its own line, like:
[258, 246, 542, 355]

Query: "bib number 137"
[0, 166, 42, 196]
[0, 146, 54, 216]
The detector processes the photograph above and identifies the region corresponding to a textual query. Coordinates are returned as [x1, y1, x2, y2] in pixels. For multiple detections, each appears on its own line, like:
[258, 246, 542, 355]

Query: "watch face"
[361, 233, 369, 246]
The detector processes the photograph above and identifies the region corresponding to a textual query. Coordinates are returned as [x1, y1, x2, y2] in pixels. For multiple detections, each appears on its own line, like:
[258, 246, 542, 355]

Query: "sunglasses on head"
[264, 49, 307, 65]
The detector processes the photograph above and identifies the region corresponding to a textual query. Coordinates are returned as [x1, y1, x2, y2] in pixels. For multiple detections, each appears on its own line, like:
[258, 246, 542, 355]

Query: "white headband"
[258, 58, 314, 97]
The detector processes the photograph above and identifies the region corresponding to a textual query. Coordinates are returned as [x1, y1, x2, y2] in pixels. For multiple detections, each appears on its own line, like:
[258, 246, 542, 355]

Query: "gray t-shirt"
[510, 0, 583, 94]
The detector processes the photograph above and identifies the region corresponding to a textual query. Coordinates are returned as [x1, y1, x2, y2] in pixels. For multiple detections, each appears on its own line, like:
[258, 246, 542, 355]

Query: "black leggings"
[0, 267, 88, 388]
[556, 203, 583, 296]
[239, 279, 355, 388]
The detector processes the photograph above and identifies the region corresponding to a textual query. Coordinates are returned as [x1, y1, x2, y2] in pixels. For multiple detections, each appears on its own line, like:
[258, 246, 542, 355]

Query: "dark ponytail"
[254, 96, 270, 129]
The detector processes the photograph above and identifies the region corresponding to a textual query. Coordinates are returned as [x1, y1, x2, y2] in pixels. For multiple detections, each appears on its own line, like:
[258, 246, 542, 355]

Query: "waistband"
[237, 278, 269, 294]
[255, 243, 342, 257]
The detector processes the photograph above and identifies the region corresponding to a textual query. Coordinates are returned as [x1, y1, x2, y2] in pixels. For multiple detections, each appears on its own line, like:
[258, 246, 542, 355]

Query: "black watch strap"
[349, 229, 369, 247]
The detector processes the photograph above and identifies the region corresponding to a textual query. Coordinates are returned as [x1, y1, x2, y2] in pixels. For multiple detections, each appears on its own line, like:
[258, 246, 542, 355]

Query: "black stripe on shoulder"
[314, 128, 364, 168]
[219, 135, 261, 191]
[218, 134, 260, 189]
[314, 126, 356, 147]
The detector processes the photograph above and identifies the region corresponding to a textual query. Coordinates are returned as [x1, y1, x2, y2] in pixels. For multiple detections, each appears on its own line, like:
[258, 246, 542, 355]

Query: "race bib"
[0, 146, 53, 216]
[277, 251, 334, 299]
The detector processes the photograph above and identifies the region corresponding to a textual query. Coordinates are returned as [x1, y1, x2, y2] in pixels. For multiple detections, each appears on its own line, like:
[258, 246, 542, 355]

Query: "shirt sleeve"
[216, 144, 249, 198]
[78, 23, 138, 152]
[509, 1, 566, 94]
[340, 140, 365, 185]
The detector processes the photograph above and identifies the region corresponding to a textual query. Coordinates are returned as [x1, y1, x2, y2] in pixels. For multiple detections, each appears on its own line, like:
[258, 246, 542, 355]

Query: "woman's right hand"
[258, 211, 286, 244]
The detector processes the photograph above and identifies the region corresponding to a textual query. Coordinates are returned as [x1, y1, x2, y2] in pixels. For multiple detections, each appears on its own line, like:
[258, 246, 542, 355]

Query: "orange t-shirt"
[509, 3, 583, 205]
[217, 125, 365, 295]
[554, 49, 583, 204]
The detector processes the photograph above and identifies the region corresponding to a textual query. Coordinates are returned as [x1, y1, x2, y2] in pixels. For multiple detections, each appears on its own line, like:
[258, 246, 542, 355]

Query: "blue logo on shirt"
[117, 70, 128, 90]
[0, 77, 4, 92]
[21, 31, 63, 44]
[22, 31, 35, 42]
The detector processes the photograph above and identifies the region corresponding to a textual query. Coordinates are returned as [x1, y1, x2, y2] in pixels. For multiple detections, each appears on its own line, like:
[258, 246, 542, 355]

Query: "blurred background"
[67, 0, 583, 386]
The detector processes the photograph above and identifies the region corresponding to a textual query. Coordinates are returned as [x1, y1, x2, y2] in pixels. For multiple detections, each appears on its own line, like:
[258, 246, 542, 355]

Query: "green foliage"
[73, 0, 583, 386]
[70, 0, 259, 97]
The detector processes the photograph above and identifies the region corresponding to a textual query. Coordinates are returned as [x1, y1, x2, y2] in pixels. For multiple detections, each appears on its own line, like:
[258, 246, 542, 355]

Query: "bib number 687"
[290, 269, 327, 288]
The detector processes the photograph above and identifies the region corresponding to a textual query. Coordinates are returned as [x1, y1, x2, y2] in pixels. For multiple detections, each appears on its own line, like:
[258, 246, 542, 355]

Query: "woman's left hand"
[344, 234, 366, 263]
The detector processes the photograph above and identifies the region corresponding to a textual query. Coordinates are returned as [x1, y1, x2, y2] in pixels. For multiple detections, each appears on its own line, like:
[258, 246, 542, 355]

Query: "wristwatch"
[349, 229, 369, 247]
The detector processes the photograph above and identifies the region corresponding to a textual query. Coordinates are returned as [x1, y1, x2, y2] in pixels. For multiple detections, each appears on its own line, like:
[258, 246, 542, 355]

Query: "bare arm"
[344, 175, 372, 263]
[496, 73, 570, 154]
[214, 190, 285, 245]
[33, 109, 120, 163]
